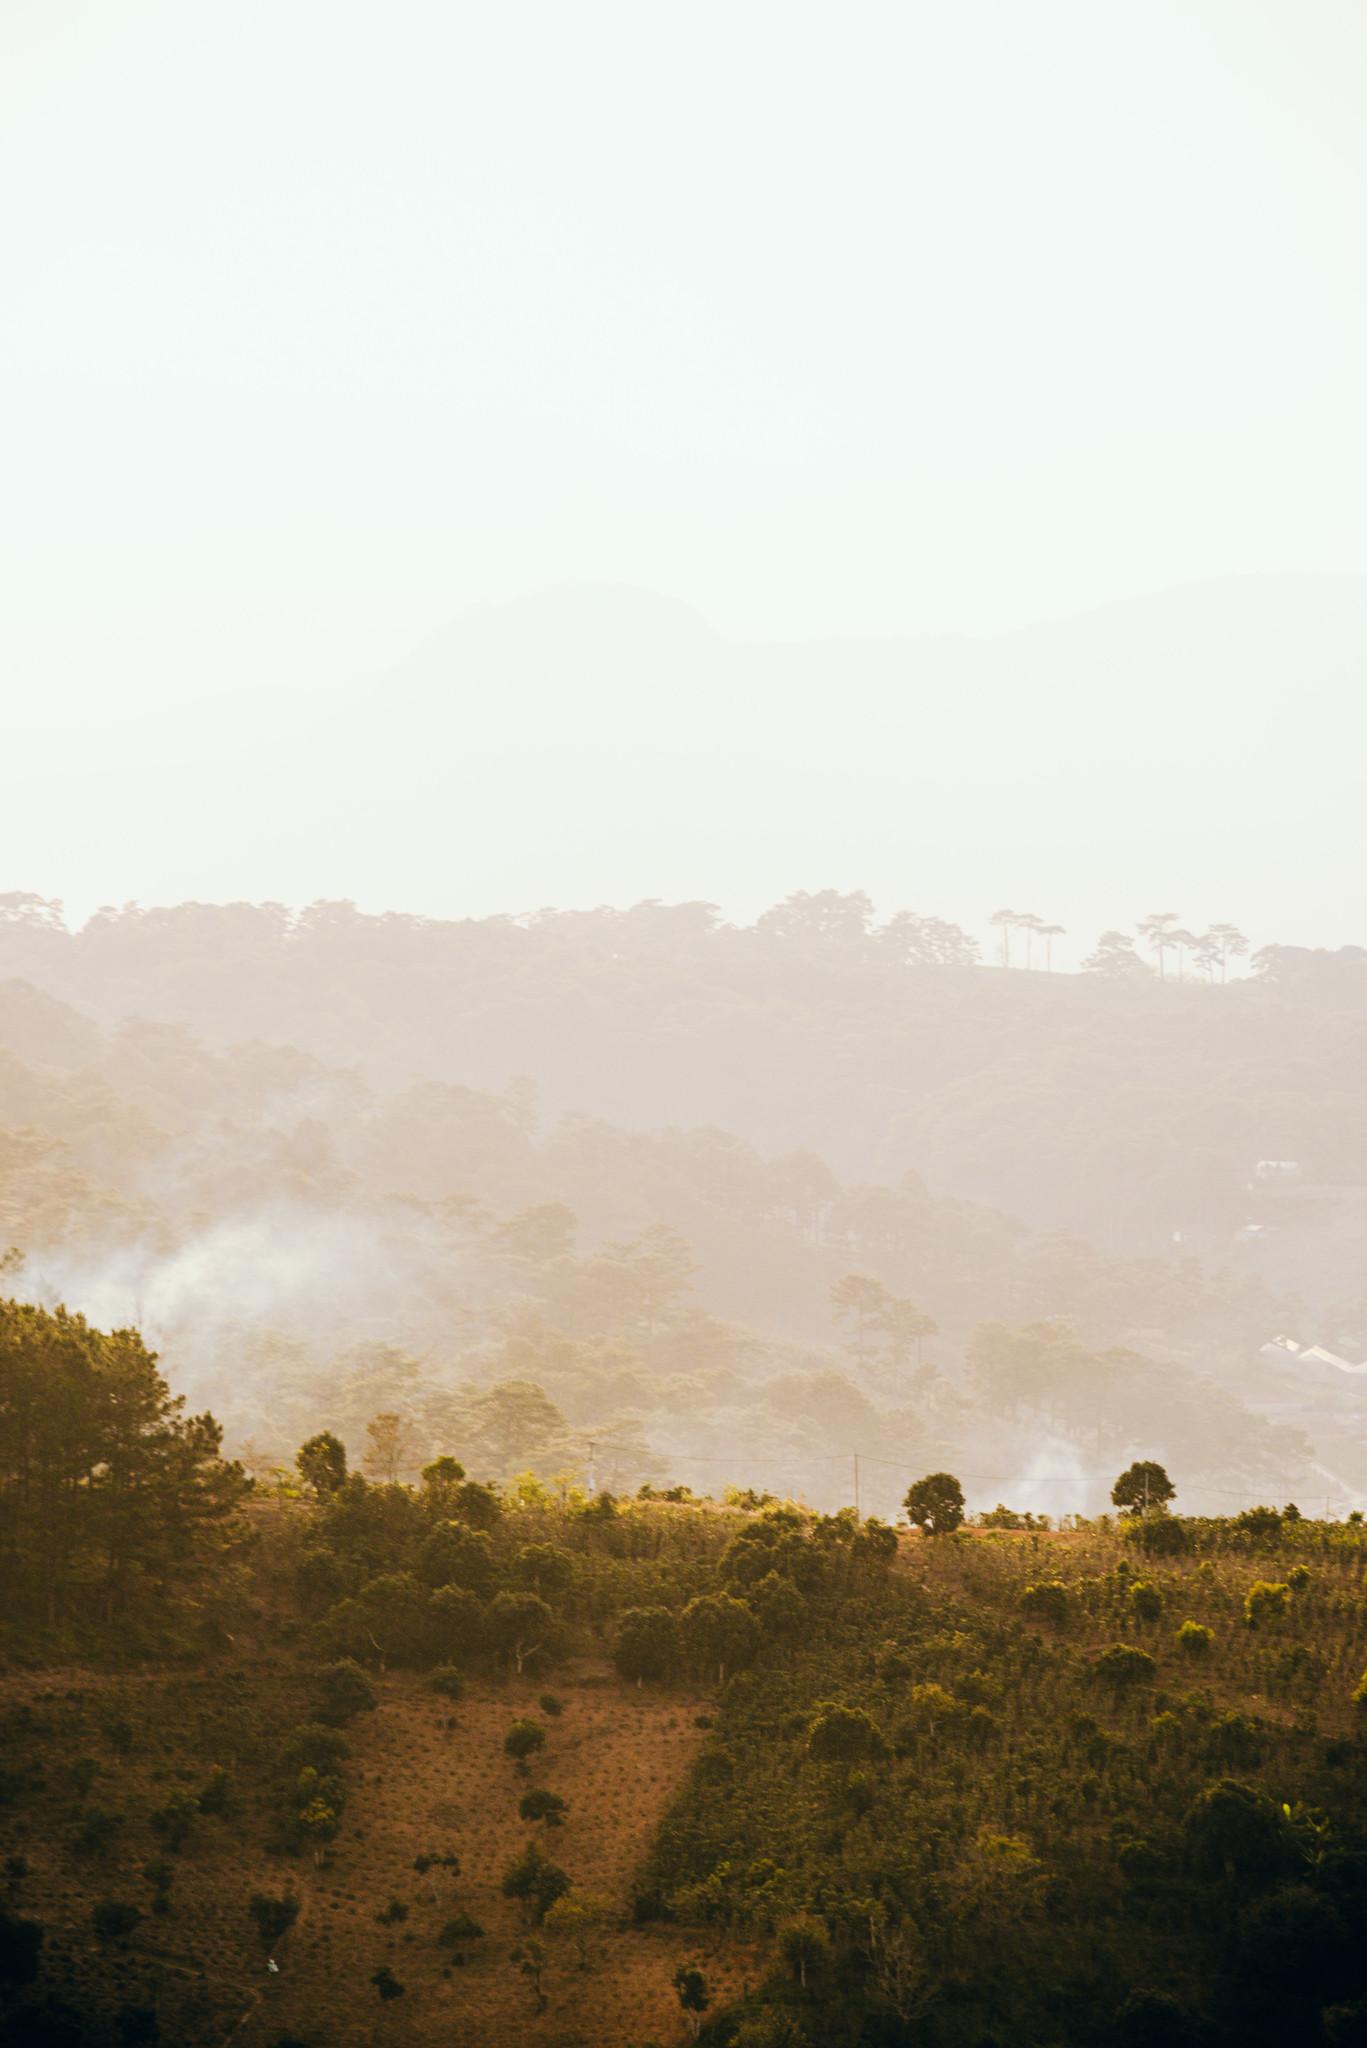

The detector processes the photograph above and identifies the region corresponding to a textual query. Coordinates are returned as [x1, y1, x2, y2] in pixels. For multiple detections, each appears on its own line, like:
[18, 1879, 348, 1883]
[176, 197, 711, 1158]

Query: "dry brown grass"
[0, 1657, 756, 2047]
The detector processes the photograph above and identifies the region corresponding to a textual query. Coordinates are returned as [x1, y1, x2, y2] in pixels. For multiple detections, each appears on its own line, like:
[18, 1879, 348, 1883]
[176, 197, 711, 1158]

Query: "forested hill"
[1, 892, 1366, 1266]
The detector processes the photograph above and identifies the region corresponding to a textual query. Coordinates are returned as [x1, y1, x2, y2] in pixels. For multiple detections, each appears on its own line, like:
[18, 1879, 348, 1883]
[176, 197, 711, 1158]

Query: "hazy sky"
[4, 2, 1366, 943]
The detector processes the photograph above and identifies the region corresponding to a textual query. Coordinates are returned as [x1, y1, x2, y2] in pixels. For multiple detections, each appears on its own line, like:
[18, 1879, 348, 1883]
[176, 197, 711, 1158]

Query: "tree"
[673, 1960, 710, 2040]
[1081, 930, 1149, 978]
[613, 1605, 677, 1684]
[427, 1585, 486, 1662]
[249, 1892, 300, 1952]
[1094, 1644, 1156, 1692]
[1206, 921, 1249, 983]
[312, 1659, 377, 1726]
[1019, 1581, 1069, 1630]
[501, 1842, 569, 1923]
[1137, 911, 1180, 979]
[903, 1472, 965, 1535]
[295, 1431, 347, 1498]
[1182, 1780, 1298, 1887]
[777, 1913, 831, 1990]
[543, 1888, 610, 1967]
[680, 1592, 760, 1685]
[488, 1591, 553, 1675]
[878, 1297, 937, 1382]
[807, 1703, 886, 1766]
[0, 1300, 247, 1630]
[1111, 1461, 1175, 1515]
[989, 908, 1018, 969]
[504, 1721, 547, 1769]
[829, 1275, 891, 1365]
[361, 1411, 420, 1486]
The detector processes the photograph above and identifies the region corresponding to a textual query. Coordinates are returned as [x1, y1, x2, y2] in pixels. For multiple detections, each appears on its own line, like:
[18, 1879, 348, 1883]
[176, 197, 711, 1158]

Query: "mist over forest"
[3, 886, 1363, 1523]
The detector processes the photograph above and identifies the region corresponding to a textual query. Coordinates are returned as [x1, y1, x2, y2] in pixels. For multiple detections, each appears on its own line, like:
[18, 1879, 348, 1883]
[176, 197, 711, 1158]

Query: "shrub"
[519, 1788, 567, 1825]
[376, 1898, 408, 1924]
[1176, 1619, 1213, 1656]
[282, 1724, 351, 1773]
[539, 1694, 563, 1717]
[438, 1911, 485, 1946]
[1095, 1645, 1157, 1692]
[1128, 1578, 1164, 1623]
[371, 1966, 405, 2001]
[1244, 1581, 1291, 1629]
[429, 1665, 465, 1699]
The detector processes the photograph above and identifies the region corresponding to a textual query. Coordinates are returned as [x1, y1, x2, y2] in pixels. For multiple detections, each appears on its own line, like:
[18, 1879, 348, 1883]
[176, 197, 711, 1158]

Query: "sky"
[3, 1, 1367, 948]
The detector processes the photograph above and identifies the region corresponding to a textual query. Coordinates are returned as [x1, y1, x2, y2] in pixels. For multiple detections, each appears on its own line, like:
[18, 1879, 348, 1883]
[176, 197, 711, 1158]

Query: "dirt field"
[1, 1658, 756, 2047]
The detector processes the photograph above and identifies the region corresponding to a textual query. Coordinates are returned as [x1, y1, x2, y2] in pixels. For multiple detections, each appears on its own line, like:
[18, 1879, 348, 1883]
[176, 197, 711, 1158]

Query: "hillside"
[3, 1314, 1367, 2048]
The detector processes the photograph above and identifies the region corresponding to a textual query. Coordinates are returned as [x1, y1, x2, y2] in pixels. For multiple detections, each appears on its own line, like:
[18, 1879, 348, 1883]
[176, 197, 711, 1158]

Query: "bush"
[1129, 1579, 1164, 1623]
[1176, 1619, 1213, 1656]
[1244, 1581, 1291, 1629]
[375, 1898, 408, 1924]
[198, 1766, 232, 1816]
[371, 1966, 404, 2001]
[429, 1665, 465, 1699]
[519, 1788, 567, 1825]
[1095, 1645, 1156, 1692]
[539, 1694, 563, 1716]
[282, 1724, 351, 1773]
[438, 1911, 485, 1946]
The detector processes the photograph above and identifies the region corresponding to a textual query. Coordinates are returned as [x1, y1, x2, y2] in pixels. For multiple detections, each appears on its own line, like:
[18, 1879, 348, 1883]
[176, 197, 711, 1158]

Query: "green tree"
[295, 1431, 347, 1498]
[488, 1591, 553, 1675]
[1111, 1461, 1175, 1514]
[504, 1721, 547, 1768]
[903, 1472, 965, 1535]
[777, 1913, 831, 1990]
[312, 1659, 377, 1726]
[613, 1605, 678, 1684]
[673, 1960, 710, 2039]
[807, 1703, 886, 1766]
[680, 1592, 760, 1685]
[1183, 1780, 1298, 1887]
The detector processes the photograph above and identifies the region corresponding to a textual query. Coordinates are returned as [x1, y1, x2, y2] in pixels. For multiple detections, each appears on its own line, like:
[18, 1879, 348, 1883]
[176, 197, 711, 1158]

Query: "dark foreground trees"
[0, 1299, 247, 1631]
